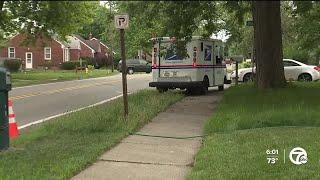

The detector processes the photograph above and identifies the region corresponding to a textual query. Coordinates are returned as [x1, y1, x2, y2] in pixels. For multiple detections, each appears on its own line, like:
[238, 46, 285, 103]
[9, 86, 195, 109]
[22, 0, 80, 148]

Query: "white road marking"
[18, 93, 130, 130]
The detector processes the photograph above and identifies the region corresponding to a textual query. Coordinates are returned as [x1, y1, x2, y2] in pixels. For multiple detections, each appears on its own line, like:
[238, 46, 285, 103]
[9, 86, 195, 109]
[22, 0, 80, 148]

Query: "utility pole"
[115, 14, 129, 118]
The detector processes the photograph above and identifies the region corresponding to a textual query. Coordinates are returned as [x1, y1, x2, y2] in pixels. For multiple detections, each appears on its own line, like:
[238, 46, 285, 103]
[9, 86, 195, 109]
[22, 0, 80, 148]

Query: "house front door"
[25, 52, 33, 69]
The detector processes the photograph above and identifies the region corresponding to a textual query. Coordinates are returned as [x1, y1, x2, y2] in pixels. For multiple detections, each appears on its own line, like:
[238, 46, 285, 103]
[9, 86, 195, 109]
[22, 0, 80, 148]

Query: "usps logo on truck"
[115, 14, 129, 29]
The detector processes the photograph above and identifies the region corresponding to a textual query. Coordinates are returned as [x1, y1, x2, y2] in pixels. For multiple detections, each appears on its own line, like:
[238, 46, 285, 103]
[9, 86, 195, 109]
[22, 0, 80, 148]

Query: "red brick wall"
[70, 49, 80, 61]
[79, 42, 93, 58]
[0, 33, 64, 69]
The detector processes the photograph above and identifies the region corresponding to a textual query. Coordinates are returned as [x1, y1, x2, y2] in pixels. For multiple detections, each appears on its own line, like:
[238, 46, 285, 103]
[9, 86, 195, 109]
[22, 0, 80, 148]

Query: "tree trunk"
[252, 1, 286, 89]
[0, 1, 4, 11]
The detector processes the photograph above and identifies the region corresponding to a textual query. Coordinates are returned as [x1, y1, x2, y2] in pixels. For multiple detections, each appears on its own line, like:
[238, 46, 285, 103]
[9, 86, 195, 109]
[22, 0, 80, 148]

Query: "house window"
[8, 47, 15, 58]
[44, 47, 51, 60]
[63, 49, 70, 62]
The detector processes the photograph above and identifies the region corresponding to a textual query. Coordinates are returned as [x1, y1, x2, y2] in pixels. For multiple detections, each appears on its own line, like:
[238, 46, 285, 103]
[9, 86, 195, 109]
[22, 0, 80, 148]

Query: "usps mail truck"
[149, 36, 226, 94]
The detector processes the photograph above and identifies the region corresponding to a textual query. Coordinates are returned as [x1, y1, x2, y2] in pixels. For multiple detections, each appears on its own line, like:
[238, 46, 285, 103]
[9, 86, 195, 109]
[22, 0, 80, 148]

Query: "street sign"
[115, 14, 129, 29]
[115, 14, 129, 118]
[246, 20, 254, 26]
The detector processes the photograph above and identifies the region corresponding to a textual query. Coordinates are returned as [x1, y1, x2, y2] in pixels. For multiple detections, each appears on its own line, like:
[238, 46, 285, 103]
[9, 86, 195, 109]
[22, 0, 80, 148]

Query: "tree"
[0, 1, 96, 43]
[92, 1, 317, 89]
[252, 1, 286, 88]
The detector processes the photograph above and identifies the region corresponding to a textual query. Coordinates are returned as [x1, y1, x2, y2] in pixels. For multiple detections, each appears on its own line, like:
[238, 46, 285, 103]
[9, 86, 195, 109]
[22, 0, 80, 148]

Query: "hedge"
[60, 60, 88, 70]
[4, 59, 21, 72]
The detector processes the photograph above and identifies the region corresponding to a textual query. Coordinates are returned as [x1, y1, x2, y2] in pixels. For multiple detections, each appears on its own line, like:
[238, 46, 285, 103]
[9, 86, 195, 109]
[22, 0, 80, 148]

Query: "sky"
[100, 1, 108, 6]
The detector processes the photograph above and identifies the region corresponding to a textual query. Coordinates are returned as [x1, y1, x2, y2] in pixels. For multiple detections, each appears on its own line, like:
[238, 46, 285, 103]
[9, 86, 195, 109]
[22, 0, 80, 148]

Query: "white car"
[231, 59, 320, 82]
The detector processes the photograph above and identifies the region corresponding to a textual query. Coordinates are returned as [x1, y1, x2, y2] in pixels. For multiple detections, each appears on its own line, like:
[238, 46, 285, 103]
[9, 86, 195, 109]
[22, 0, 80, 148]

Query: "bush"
[61, 62, 77, 70]
[4, 59, 21, 72]
[60, 60, 88, 70]
[87, 65, 94, 71]
[81, 57, 94, 66]
[241, 61, 252, 68]
[43, 61, 53, 69]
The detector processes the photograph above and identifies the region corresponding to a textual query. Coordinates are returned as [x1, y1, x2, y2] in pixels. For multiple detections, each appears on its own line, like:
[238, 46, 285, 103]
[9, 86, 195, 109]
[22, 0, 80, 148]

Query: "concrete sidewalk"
[72, 90, 223, 180]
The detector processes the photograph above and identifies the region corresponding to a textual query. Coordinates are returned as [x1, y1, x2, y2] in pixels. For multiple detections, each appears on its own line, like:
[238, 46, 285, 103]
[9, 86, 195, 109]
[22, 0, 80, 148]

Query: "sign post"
[115, 14, 129, 118]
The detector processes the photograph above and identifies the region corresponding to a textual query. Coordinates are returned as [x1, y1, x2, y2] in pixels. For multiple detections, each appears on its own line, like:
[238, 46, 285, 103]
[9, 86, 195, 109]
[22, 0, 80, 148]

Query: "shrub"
[4, 59, 21, 72]
[43, 61, 53, 69]
[81, 57, 94, 66]
[241, 61, 252, 68]
[61, 62, 77, 70]
[60, 60, 88, 70]
[78, 59, 88, 67]
[87, 65, 94, 71]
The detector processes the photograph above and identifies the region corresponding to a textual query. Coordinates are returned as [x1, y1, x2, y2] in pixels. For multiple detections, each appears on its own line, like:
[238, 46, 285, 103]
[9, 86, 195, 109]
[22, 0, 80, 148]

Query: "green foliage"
[87, 65, 94, 71]
[240, 61, 252, 68]
[60, 62, 77, 70]
[61, 61, 86, 70]
[60, 60, 89, 70]
[3, 59, 21, 72]
[80, 57, 94, 66]
[78, 3, 120, 59]
[42, 61, 53, 69]
[0, 1, 97, 43]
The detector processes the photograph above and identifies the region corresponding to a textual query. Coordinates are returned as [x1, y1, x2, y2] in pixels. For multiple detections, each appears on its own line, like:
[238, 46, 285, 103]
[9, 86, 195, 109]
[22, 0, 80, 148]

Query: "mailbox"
[0, 67, 12, 151]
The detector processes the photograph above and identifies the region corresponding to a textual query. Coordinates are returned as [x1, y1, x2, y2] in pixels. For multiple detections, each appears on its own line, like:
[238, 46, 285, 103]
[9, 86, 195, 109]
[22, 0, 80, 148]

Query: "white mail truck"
[149, 36, 227, 94]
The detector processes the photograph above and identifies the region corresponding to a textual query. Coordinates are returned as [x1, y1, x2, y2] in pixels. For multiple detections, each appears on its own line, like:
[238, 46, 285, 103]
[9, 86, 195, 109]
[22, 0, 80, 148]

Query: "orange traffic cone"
[8, 100, 19, 138]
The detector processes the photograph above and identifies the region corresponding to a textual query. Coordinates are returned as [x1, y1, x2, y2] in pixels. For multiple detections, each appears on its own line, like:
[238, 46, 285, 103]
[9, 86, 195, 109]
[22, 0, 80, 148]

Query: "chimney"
[89, 32, 92, 40]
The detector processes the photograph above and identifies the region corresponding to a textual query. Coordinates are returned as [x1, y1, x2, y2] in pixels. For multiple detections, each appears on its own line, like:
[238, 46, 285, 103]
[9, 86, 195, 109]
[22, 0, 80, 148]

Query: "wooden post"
[109, 2, 114, 73]
[120, 29, 128, 118]
[235, 61, 239, 86]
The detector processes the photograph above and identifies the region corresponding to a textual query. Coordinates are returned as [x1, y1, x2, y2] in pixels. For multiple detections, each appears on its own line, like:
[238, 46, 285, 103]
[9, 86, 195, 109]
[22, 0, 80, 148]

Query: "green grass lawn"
[188, 83, 320, 179]
[0, 90, 184, 180]
[11, 69, 118, 87]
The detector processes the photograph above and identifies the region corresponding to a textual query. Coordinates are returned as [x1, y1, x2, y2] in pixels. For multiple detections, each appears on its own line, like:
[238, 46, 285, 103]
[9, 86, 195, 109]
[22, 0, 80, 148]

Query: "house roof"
[66, 36, 81, 49]
[85, 39, 101, 52]
[72, 35, 115, 54]
[72, 34, 96, 52]
[91, 37, 116, 55]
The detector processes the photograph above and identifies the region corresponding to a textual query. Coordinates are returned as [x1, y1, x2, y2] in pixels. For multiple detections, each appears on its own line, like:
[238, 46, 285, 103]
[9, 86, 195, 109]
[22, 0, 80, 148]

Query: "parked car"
[230, 59, 320, 82]
[118, 59, 152, 74]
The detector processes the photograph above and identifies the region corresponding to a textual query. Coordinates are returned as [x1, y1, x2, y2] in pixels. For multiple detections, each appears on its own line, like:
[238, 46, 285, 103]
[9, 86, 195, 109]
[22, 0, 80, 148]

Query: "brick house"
[72, 35, 113, 66]
[0, 33, 112, 69]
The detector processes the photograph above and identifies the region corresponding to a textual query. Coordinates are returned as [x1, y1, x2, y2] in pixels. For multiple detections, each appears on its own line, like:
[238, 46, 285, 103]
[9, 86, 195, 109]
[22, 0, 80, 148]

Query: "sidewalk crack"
[99, 159, 194, 167]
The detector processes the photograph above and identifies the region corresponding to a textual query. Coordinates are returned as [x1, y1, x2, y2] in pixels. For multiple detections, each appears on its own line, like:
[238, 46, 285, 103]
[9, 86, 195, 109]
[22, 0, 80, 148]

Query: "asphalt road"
[9, 73, 152, 128]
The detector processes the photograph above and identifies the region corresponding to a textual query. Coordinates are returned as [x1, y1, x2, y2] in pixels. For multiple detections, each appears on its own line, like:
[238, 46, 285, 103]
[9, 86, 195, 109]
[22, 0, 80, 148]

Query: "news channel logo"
[289, 147, 308, 165]
[266, 147, 308, 165]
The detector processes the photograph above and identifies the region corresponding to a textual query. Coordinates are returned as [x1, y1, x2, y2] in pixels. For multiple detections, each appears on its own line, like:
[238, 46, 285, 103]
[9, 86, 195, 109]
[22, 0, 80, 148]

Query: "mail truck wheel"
[218, 85, 224, 91]
[201, 76, 209, 95]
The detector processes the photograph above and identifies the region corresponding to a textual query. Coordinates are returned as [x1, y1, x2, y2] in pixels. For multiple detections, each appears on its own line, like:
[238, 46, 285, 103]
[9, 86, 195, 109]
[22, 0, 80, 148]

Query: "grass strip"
[0, 90, 184, 180]
[189, 83, 320, 179]
[11, 69, 118, 87]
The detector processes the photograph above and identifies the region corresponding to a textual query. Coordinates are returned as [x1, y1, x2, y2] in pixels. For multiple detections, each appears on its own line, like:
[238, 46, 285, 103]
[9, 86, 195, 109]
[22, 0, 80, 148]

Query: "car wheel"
[218, 85, 224, 91]
[298, 73, 312, 82]
[243, 73, 254, 83]
[127, 68, 134, 75]
[201, 77, 209, 95]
